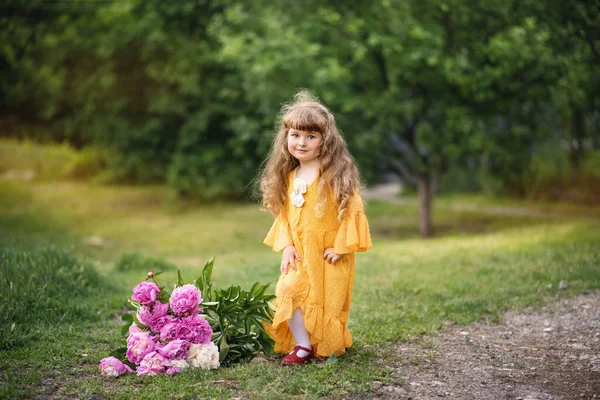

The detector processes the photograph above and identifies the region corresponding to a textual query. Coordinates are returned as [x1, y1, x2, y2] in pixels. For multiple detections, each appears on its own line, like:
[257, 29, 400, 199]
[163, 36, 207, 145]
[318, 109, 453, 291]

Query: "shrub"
[61, 146, 109, 180]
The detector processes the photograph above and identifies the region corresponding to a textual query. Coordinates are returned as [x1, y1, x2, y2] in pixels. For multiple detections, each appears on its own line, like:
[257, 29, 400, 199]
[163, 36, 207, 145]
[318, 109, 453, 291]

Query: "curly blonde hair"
[258, 90, 360, 222]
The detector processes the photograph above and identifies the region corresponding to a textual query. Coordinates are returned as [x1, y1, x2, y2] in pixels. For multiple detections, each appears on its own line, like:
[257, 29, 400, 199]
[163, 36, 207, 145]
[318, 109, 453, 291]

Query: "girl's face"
[287, 129, 323, 163]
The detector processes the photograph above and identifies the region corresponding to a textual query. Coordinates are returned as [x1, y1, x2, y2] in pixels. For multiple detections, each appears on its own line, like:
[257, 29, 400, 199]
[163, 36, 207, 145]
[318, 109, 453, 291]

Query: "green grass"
[0, 176, 599, 398]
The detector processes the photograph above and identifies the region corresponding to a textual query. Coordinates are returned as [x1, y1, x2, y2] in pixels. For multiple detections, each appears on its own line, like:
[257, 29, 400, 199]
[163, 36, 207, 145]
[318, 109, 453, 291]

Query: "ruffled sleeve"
[333, 193, 372, 254]
[263, 212, 294, 252]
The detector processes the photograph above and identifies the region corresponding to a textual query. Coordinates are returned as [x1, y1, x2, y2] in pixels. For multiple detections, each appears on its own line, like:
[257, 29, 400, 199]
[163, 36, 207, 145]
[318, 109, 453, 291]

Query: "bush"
[527, 151, 600, 205]
[61, 146, 109, 180]
[0, 247, 112, 349]
[114, 252, 176, 272]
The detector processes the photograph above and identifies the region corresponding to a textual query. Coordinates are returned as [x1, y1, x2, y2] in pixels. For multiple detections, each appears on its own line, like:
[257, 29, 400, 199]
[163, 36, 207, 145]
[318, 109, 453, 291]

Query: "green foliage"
[114, 252, 176, 273]
[526, 151, 600, 205]
[194, 257, 276, 366]
[60, 146, 109, 180]
[0, 246, 111, 349]
[1, 0, 598, 210]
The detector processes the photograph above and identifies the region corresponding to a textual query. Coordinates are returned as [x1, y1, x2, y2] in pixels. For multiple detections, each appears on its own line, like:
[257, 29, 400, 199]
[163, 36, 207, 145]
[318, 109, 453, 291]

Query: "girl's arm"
[264, 212, 294, 252]
[332, 192, 373, 255]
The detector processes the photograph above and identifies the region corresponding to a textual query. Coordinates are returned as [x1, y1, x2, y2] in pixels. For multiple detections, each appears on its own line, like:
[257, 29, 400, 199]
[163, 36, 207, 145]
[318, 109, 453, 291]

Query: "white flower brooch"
[290, 178, 307, 208]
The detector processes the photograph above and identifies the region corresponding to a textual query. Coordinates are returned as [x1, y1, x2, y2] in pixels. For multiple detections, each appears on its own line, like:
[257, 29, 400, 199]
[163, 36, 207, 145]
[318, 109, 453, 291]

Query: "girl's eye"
[309, 135, 316, 140]
[291, 133, 299, 138]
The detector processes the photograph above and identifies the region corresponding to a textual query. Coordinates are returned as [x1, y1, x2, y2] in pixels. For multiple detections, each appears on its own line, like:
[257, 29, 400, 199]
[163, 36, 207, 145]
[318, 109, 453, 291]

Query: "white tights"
[287, 308, 312, 357]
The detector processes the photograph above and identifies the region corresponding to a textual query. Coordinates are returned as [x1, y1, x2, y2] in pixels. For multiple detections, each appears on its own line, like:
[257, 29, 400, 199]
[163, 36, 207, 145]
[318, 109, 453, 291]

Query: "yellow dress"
[263, 169, 372, 357]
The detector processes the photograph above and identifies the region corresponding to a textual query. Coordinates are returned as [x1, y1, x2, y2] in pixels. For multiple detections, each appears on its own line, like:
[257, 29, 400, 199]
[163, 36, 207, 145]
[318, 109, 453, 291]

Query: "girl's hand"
[281, 246, 301, 274]
[323, 248, 342, 264]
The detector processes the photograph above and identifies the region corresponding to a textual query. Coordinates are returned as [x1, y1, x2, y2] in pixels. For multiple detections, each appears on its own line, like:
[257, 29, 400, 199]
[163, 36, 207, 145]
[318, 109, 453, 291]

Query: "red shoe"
[281, 345, 313, 365]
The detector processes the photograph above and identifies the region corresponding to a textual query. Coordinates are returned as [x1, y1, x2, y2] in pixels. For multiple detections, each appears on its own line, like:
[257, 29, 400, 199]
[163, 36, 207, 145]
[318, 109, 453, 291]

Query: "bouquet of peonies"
[99, 271, 220, 376]
[100, 258, 276, 377]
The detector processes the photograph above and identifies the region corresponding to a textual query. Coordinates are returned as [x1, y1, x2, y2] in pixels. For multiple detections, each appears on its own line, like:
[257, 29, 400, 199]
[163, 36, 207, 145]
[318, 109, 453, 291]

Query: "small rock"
[382, 386, 406, 395]
[431, 380, 446, 386]
[371, 381, 383, 389]
[543, 328, 553, 333]
[459, 331, 469, 336]
[559, 280, 568, 289]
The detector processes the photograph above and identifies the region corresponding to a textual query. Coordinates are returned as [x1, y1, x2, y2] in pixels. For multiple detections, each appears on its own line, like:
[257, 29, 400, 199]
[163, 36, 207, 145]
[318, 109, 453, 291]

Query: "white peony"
[186, 343, 220, 369]
[170, 359, 189, 370]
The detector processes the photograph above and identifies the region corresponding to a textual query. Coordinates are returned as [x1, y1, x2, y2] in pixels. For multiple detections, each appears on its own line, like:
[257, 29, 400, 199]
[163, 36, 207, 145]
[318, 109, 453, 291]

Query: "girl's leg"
[287, 308, 312, 357]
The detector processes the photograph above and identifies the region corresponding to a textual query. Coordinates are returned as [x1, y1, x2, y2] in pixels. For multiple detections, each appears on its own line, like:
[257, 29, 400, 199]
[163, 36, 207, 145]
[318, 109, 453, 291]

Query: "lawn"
[1, 154, 599, 398]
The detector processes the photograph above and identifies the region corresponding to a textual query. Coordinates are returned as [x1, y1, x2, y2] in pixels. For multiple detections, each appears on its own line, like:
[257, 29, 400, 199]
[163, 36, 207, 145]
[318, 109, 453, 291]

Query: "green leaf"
[249, 282, 259, 296]
[203, 257, 215, 284]
[109, 346, 127, 360]
[132, 313, 145, 329]
[120, 313, 134, 336]
[219, 335, 229, 362]
[127, 299, 141, 311]
[325, 354, 338, 365]
[253, 283, 269, 298]
[177, 269, 184, 287]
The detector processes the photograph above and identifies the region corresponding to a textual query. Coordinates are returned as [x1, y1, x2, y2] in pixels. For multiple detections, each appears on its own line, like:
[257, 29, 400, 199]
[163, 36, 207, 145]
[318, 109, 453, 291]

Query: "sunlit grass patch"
[0, 138, 77, 181]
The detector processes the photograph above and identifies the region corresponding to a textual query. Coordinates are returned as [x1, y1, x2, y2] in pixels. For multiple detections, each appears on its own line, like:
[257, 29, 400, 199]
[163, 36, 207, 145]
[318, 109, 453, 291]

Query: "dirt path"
[372, 291, 600, 399]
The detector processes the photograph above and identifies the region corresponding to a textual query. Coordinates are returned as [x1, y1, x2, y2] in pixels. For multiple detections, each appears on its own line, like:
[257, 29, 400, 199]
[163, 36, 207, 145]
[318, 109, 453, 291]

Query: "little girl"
[258, 91, 372, 364]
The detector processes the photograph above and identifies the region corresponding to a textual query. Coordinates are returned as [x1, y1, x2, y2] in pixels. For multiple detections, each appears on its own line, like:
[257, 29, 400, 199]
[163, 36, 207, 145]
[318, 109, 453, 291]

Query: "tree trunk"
[417, 175, 433, 238]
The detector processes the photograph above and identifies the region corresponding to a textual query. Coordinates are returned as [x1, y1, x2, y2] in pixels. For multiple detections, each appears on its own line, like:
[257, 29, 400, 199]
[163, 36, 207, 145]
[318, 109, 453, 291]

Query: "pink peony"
[149, 314, 175, 333]
[183, 315, 213, 344]
[166, 359, 188, 375]
[138, 301, 172, 333]
[156, 339, 190, 360]
[126, 332, 156, 364]
[166, 366, 182, 375]
[99, 356, 133, 376]
[129, 323, 143, 335]
[132, 282, 160, 305]
[169, 284, 202, 316]
[160, 315, 212, 344]
[136, 351, 170, 376]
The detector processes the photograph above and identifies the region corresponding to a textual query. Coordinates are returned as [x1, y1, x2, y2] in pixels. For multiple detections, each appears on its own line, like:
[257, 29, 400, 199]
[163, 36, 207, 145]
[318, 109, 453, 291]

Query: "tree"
[212, 0, 561, 237]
